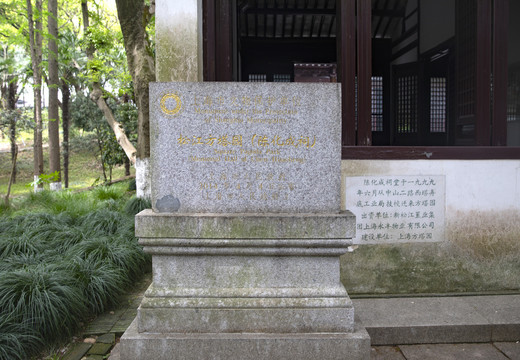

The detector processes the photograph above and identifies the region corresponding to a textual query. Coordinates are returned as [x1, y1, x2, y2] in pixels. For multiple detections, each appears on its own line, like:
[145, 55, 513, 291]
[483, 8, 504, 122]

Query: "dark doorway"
[237, 0, 337, 82]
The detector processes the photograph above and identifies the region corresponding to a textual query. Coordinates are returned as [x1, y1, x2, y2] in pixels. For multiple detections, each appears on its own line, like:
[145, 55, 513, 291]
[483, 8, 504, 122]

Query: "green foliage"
[0, 185, 150, 357]
[29, 171, 60, 188]
[70, 95, 137, 183]
[79, 208, 128, 235]
[0, 108, 33, 137]
[124, 196, 151, 215]
[0, 264, 87, 340]
[65, 257, 126, 313]
[0, 313, 42, 360]
[70, 94, 104, 132]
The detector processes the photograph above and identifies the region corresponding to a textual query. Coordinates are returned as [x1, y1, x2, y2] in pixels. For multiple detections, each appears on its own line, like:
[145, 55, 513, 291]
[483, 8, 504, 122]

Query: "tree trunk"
[124, 156, 130, 176]
[61, 81, 70, 188]
[95, 126, 108, 183]
[26, 0, 44, 191]
[115, 0, 155, 161]
[48, 0, 61, 190]
[82, 0, 137, 165]
[4, 144, 18, 208]
[1, 47, 18, 184]
[115, 0, 155, 199]
[7, 75, 17, 184]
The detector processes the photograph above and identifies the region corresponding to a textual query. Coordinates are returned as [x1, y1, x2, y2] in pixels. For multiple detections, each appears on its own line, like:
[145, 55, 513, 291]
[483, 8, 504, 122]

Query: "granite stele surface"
[149, 82, 341, 213]
[120, 82, 370, 360]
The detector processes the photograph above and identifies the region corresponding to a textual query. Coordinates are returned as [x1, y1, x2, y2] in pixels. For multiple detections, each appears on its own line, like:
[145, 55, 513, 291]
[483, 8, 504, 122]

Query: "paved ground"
[59, 273, 520, 359]
[60, 274, 150, 360]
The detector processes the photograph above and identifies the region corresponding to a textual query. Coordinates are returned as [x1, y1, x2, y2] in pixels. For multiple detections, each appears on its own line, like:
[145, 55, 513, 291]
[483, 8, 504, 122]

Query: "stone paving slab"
[84, 309, 127, 336]
[464, 295, 520, 342]
[370, 346, 406, 359]
[84, 355, 104, 360]
[398, 343, 509, 360]
[96, 333, 115, 344]
[88, 342, 113, 355]
[61, 342, 92, 360]
[353, 297, 492, 345]
[494, 342, 520, 359]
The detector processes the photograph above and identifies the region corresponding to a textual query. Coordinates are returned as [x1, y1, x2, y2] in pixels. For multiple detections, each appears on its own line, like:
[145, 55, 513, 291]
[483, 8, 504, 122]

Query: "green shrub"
[0, 253, 47, 272]
[0, 234, 45, 259]
[67, 235, 147, 279]
[66, 257, 126, 313]
[0, 264, 87, 341]
[93, 186, 125, 201]
[124, 196, 151, 215]
[80, 208, 129, 235]
[0, 314, 42, 360]
[0, 183, 150, 357]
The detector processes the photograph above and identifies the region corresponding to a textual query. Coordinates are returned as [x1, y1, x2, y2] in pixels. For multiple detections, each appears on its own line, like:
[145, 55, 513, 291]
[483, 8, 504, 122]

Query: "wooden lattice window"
[396, 75, 418, 134]
[430, 77, 447, 133]
[371, 76, 384, 132]
[508, 64, 520, 123]
[248, 74, 267, 82]
[273, 74, 291, 82]
[455, 0, 477, 143]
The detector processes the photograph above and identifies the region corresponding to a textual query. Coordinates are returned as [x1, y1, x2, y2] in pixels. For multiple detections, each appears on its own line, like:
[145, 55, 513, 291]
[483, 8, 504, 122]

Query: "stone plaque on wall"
[150, 82, 341, 213]
[345, 176, 446, 244]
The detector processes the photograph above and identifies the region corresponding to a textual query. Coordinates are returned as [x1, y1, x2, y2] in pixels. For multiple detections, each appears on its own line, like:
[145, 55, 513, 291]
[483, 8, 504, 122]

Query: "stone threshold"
[353, 295, 520, 345]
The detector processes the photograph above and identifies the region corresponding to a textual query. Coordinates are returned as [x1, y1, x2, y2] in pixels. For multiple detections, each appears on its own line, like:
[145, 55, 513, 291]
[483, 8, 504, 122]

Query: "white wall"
[341, 159, 520, 243]
[342, 160, 520, 212]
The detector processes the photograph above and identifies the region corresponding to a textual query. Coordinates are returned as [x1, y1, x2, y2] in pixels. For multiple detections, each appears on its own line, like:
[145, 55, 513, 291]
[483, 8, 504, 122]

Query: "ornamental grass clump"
[0, 314, 42, 360]
[0, 264, 86, 341]
[0, 183, 151, 358]
[80, 208, 130, 236]
[65, 257, 127, 313]
[124, 196, 151, 215]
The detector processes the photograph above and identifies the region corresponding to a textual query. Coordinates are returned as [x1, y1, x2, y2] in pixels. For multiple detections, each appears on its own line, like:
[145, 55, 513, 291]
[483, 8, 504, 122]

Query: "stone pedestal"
[120, 210, 370, 359]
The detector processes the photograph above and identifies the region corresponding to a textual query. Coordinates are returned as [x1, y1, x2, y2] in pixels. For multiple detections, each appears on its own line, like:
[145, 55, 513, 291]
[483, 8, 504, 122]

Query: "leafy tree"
[81, 0, 137, 166]
[115, 0, 155, 160]
[26, 0, 45, 191]
[70, 94, 137, 183]
[115, 0, 155, 198]
[0, 3, 31, 185]
[47, 0, 61, 190]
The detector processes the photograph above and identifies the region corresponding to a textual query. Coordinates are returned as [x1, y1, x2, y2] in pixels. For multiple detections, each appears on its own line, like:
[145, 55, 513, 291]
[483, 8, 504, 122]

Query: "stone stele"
[149, 82, 341, 213]
[120, 82, 370, 360]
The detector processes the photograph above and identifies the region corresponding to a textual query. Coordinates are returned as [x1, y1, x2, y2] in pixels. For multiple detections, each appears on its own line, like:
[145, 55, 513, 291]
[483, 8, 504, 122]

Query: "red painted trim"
[492, 0, 509, 146]
[356, 0, 372, 146]
[203, 0, 216, 81]
[216, 0, 233, 81]
[337, 0, 356, 146]
[475, 0, 492, 146]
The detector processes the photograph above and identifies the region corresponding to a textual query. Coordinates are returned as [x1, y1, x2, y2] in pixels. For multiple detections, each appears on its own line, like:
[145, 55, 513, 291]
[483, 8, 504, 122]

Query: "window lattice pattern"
[273, 74, 291, 82]
[249, 74, 267, 82]
[456, 0, 476, 119]
[508, 68, 520, 122]
[371, 76, 384, 131]
[396, 76, 418, 133]
[430, 77, 447, 132]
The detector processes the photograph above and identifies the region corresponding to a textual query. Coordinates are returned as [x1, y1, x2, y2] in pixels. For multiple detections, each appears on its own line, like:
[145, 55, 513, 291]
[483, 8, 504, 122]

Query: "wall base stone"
[121, 319, 370, 360]
[120, 210, 370, 359]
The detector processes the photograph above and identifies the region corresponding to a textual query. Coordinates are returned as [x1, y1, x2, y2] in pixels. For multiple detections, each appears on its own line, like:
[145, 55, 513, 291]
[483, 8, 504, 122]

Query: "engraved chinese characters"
[345, 176, 446, 244]
[150, 82, 341, 213]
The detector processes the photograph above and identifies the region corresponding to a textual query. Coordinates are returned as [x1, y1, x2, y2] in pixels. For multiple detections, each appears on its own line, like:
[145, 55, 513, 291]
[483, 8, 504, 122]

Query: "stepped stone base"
[120, 211, 370, 359]
[121, 319, 370, 360]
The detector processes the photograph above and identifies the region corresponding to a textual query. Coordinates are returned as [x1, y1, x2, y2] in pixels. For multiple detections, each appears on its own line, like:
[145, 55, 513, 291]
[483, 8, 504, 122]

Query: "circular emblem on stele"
[160, 93, 182, 116]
